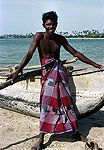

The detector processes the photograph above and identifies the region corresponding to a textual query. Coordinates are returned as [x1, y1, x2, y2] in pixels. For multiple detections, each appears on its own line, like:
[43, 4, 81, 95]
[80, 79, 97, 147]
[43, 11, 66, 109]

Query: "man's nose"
[50, 24, 54, 28]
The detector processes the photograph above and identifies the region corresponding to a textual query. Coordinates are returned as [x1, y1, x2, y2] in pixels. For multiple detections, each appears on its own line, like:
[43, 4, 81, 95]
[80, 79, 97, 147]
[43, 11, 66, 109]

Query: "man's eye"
[46, 24, 50, 26]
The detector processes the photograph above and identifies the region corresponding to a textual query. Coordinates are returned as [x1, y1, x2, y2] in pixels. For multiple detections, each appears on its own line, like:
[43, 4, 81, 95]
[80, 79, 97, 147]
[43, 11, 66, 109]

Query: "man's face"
[43, 19, 57, 35]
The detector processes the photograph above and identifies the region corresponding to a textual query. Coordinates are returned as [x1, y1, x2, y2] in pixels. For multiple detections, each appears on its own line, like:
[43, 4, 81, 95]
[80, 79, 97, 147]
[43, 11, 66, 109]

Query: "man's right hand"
[6, 72, 18, 81]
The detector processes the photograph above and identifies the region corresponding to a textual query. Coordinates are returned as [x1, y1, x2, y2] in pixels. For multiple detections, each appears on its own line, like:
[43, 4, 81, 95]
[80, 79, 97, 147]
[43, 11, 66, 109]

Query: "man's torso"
[37, 32, 63, 61]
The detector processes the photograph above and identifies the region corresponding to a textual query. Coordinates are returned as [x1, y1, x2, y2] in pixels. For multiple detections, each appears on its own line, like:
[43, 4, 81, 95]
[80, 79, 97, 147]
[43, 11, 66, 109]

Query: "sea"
[0, 38, 104, 69]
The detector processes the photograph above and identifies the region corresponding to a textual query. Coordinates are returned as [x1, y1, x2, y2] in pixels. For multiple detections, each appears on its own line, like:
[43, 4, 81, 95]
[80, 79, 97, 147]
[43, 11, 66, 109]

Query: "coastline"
[67, 37, 104, 39]
[0, 37, 104, 40]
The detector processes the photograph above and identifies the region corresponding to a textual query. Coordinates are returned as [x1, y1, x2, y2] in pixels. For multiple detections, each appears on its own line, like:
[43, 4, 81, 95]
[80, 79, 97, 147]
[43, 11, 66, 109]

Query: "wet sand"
[0, 107, 104, 150]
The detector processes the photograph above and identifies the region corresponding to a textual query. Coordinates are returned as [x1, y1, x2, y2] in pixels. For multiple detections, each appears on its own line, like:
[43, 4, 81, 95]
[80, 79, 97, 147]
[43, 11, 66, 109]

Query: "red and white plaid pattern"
[39, 58, 79, 133]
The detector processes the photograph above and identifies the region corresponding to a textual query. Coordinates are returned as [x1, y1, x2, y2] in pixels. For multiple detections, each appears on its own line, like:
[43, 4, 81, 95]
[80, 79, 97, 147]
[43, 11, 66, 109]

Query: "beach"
[0, 106, 104, 150]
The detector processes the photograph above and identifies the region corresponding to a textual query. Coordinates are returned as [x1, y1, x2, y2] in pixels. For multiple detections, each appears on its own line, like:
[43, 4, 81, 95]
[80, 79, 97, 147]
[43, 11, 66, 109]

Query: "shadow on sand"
[0, 134, 39, 150]
[43, 109, 104, 150]
[1, 109, 103, 150]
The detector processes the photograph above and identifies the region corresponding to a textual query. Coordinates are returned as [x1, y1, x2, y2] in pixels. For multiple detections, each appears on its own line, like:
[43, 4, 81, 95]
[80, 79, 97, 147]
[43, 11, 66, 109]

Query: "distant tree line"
[0, 33, 35, 39]
[61, 29, 104, 38]
[0, 30, 104, 39]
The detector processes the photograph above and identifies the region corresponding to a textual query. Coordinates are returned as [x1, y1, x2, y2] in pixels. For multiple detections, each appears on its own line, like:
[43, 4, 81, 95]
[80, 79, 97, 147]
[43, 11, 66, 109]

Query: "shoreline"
[66, 37, 104, 39]
[0, 37, 104, 40]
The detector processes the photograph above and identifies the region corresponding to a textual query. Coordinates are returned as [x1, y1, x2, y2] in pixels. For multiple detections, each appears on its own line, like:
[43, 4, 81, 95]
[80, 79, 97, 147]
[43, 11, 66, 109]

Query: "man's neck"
[44, 32, 55, 40]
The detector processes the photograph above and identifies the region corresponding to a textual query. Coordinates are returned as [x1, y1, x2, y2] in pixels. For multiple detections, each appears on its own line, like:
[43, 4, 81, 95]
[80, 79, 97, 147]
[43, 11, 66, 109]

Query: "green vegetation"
[0, 33, 35, 39]
[0, 30, 104, 39]
[63, 29, 104, 38]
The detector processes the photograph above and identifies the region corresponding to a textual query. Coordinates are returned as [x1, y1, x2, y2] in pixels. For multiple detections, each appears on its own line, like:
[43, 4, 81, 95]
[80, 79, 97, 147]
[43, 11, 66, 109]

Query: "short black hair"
[42, 11, 58, 24]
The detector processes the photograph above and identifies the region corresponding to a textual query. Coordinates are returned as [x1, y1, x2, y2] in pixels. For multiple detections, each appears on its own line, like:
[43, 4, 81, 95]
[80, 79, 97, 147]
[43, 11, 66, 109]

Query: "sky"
[0, 0, 104, 35]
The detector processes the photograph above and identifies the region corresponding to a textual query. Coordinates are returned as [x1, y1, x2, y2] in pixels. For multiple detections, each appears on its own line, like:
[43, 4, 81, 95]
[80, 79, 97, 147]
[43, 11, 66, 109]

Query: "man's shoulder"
[35, 32, 44, 37]
[34, 32, 44, 40]
[55, 33, 66, 39]
[55, 33, 66, 43]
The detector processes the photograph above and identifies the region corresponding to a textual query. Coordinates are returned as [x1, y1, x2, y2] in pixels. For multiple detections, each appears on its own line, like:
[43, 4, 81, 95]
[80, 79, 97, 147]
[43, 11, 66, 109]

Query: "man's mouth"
[49, 28, 55, 32]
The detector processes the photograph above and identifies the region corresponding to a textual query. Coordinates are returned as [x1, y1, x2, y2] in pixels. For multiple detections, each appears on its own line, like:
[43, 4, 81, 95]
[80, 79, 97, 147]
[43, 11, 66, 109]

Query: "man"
[7, 11, 102, 150]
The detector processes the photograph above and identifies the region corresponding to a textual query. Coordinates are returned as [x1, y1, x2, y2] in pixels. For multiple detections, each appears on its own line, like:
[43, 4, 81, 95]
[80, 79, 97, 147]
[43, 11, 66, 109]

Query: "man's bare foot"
[72, 131, 99, 149]
[31, 140, 44, 150]
[31, 133, 45, 150]
[72, 131, 87, 142]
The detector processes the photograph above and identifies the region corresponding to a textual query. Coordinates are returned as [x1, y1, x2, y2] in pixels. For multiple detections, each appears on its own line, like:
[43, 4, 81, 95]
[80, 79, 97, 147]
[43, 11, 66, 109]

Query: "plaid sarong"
[40, 58, 79, 133]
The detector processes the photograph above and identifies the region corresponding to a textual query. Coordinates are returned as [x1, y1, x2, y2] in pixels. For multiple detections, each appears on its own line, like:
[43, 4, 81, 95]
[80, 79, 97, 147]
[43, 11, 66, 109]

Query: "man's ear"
[42, 23, 45, 28]
[56, 22, 58, 26]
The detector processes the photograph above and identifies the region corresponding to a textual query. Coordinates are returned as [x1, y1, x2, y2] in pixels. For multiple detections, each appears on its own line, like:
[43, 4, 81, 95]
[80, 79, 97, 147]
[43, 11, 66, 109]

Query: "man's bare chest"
[39, 39, 61, 52]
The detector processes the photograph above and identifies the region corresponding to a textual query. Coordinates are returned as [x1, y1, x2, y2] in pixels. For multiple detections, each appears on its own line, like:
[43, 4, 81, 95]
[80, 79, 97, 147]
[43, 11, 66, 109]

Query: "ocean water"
[0, 38, 104, 69]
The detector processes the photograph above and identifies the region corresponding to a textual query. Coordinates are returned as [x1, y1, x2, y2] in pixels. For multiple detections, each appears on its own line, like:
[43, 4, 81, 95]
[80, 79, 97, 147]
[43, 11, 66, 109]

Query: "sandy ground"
[0, 107, 104, 150]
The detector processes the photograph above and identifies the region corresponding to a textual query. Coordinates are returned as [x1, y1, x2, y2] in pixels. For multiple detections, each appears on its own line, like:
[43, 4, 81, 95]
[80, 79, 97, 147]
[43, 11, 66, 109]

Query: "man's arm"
[61, 36, 102, 69]
[7, 32, 41, 80]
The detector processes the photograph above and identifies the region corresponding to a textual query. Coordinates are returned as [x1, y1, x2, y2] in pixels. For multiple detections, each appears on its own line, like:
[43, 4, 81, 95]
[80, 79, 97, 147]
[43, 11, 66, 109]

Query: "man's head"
[42, 11, 58, 35]
[42, 11, 58, 25]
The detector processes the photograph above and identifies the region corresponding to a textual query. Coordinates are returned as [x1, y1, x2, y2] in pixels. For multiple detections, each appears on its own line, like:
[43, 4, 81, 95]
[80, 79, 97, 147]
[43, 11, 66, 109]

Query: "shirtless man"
[7, 11, 102, 150]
